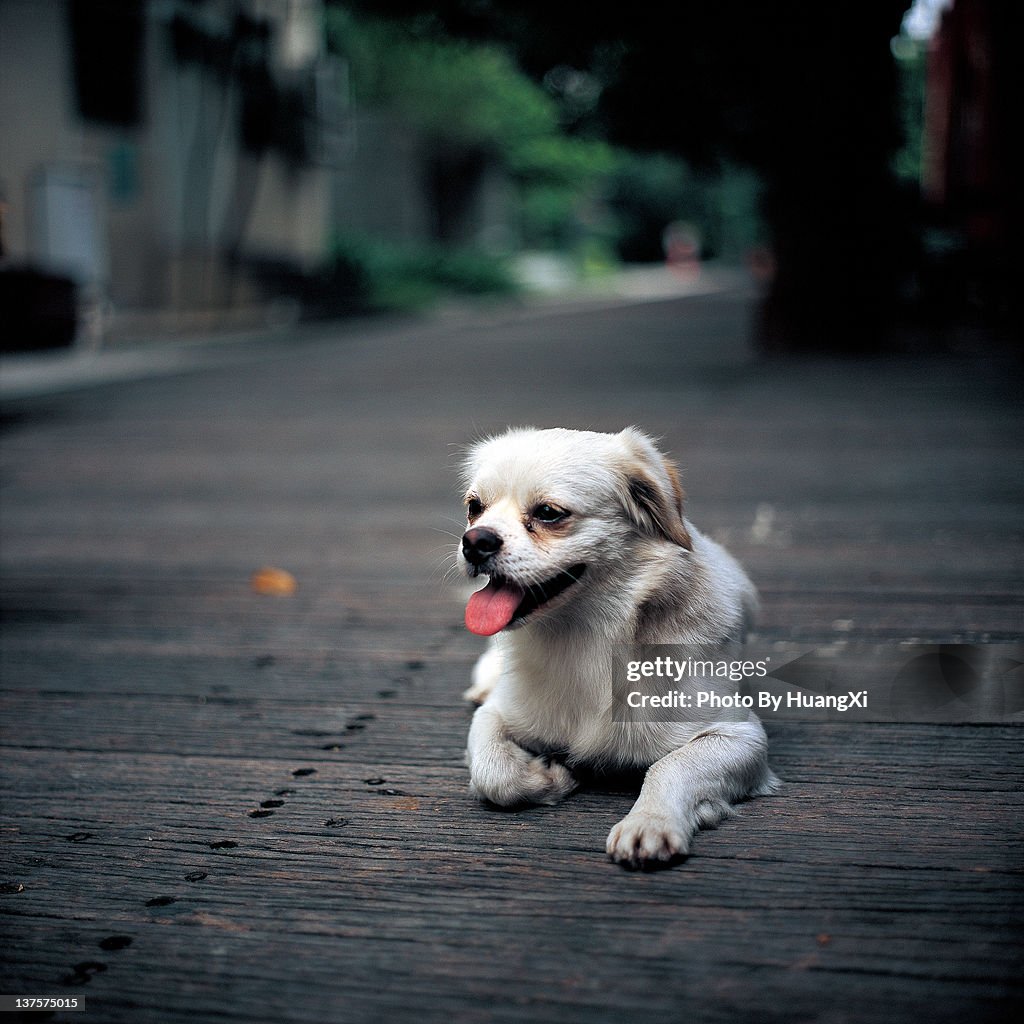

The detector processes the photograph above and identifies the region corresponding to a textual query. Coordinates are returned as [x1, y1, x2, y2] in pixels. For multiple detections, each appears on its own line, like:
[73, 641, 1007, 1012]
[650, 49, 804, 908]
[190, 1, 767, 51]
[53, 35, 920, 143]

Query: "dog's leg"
[466, 702, 578, 806]
[606, 721, 779, 867]
[462, 642, 503, 704]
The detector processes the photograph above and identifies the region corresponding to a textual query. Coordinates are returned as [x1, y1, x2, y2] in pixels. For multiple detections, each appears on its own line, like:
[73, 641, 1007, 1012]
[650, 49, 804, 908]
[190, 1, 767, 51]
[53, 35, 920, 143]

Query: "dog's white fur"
[457, 426, 779, 867]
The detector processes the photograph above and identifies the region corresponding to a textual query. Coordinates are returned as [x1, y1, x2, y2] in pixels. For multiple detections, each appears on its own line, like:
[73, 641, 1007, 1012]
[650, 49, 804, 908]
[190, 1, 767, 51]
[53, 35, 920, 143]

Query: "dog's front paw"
[524, 757, 578, 806]
[470, 746, 578, 807]
[606, 812, 690, 868]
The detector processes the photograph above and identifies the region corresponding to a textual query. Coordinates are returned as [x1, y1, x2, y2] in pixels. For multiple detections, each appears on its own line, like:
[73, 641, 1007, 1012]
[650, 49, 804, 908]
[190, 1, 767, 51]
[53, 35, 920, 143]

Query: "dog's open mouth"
[465, 564, 586, 637]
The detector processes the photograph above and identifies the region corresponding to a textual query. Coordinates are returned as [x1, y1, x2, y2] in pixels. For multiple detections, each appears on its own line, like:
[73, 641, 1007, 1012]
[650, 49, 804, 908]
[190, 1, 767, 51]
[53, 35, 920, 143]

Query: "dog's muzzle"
[462, 526, 502, 568]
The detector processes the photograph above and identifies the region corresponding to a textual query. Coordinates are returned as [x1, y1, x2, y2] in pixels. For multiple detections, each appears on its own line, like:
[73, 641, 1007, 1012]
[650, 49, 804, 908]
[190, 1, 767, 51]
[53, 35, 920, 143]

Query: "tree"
[337, 0, 913, 352]
[327, 10, 609, 245]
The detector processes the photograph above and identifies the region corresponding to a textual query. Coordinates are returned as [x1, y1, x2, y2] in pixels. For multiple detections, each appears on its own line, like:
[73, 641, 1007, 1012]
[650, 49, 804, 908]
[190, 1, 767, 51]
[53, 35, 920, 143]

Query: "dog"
[456, 426, 779, 867]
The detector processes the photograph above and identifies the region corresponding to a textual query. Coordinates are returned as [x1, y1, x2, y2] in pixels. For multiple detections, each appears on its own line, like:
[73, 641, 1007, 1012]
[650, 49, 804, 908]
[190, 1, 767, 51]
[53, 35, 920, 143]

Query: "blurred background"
[0, 0, 1020, 355]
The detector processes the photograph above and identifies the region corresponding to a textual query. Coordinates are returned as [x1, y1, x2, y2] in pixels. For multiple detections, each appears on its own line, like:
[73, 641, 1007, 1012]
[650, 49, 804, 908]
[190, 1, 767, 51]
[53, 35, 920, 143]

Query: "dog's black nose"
[462, 526, 503, 566]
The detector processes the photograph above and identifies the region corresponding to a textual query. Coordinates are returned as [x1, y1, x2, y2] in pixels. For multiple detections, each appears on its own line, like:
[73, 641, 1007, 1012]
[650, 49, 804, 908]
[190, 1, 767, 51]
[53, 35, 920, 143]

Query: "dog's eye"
[466, 497, 484, 520]
[533, 503, 568, 524]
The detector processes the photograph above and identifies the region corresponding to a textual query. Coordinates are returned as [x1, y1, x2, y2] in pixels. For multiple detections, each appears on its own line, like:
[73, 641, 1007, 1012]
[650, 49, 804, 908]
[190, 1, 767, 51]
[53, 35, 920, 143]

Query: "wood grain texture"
[2, 290, 1022, 1023]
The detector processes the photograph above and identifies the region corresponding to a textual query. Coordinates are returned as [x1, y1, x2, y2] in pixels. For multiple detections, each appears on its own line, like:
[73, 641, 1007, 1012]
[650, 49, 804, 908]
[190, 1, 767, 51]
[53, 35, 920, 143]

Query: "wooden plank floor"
[2, 285, 1022, 1023]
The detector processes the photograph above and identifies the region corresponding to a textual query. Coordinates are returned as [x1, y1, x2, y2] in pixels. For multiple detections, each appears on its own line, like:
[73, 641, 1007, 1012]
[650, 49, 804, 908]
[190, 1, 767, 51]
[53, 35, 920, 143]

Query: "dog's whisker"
[425, 552, 454, 577]
[430, 526, 465, 541]
[427, 557, 460, 580]
[427, 544, 461, 561]
[427, 547, 463, 580]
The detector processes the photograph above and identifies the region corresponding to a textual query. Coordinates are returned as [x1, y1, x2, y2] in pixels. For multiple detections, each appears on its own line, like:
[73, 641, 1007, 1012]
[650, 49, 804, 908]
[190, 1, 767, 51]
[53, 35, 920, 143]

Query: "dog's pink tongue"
[465, 578, 525, 636]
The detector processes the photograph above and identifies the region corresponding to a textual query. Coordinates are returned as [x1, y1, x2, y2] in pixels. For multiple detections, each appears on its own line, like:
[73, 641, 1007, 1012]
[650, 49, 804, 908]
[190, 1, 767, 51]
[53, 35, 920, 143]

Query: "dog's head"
[458, 427, 692, 636]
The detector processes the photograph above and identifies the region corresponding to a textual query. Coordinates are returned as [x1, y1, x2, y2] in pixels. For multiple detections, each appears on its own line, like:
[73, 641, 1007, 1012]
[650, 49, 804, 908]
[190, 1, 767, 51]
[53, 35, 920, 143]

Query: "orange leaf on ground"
[250, 566, 297, 596]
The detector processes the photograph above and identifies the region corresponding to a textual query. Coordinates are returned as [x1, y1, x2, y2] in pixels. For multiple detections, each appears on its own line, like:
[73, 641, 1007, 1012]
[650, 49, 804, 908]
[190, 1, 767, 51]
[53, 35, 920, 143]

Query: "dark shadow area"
[347, 0, 1023, 354]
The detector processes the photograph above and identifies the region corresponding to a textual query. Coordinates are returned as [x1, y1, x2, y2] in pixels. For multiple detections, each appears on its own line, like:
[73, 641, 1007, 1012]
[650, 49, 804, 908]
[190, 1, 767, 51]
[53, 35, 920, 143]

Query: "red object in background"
[923, 0, 1003, 247]
[662, 221, 701, 280]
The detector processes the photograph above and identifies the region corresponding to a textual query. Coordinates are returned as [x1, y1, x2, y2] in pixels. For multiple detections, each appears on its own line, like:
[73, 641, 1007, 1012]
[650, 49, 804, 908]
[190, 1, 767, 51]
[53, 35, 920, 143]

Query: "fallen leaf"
[251, 566, 297, 596]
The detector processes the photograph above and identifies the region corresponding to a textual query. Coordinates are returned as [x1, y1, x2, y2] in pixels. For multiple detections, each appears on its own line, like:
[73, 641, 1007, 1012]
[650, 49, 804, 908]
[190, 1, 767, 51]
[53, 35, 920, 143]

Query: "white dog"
[457, 426, 779, 867]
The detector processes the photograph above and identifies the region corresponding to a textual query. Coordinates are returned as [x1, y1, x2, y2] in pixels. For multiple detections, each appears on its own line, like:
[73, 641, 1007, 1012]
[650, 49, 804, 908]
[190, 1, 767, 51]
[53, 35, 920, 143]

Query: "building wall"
[0, 1, 91, 272]
[331, 112, 431, 245]
[330, 112, 513, 251]
[0, 0, 331, 318]
[1, 0, 513, 334]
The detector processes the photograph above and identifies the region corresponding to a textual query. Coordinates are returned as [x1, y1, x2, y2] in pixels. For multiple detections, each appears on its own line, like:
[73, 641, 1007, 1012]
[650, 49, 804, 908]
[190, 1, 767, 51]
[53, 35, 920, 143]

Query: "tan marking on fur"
[625, 470, 692, 550]
[523, 512, 572, 550]
[663, 459, 693, 549]
[664, 460, 687, 515]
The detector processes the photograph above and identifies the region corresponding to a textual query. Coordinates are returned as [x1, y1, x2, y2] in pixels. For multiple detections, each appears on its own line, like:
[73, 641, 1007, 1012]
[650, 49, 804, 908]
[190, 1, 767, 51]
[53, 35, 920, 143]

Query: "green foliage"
[507, 136, 616, 186]
[518, 185, 581, 248]
[509, 135, 617, 249]
[325, 234, 520, 312]
[891, 34, 926, 187]
[605, 151, 764, 263]
[606, 152, 709, 262]
[326, 10, 555, 157]
[323, 9, 764, 274]
[326, 8, 613, 255]
[710, 164, 765, 262]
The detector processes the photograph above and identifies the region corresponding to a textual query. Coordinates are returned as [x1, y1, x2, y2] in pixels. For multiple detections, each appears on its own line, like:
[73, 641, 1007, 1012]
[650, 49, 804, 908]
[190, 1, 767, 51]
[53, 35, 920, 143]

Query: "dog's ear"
[616, 427, 693, 550]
